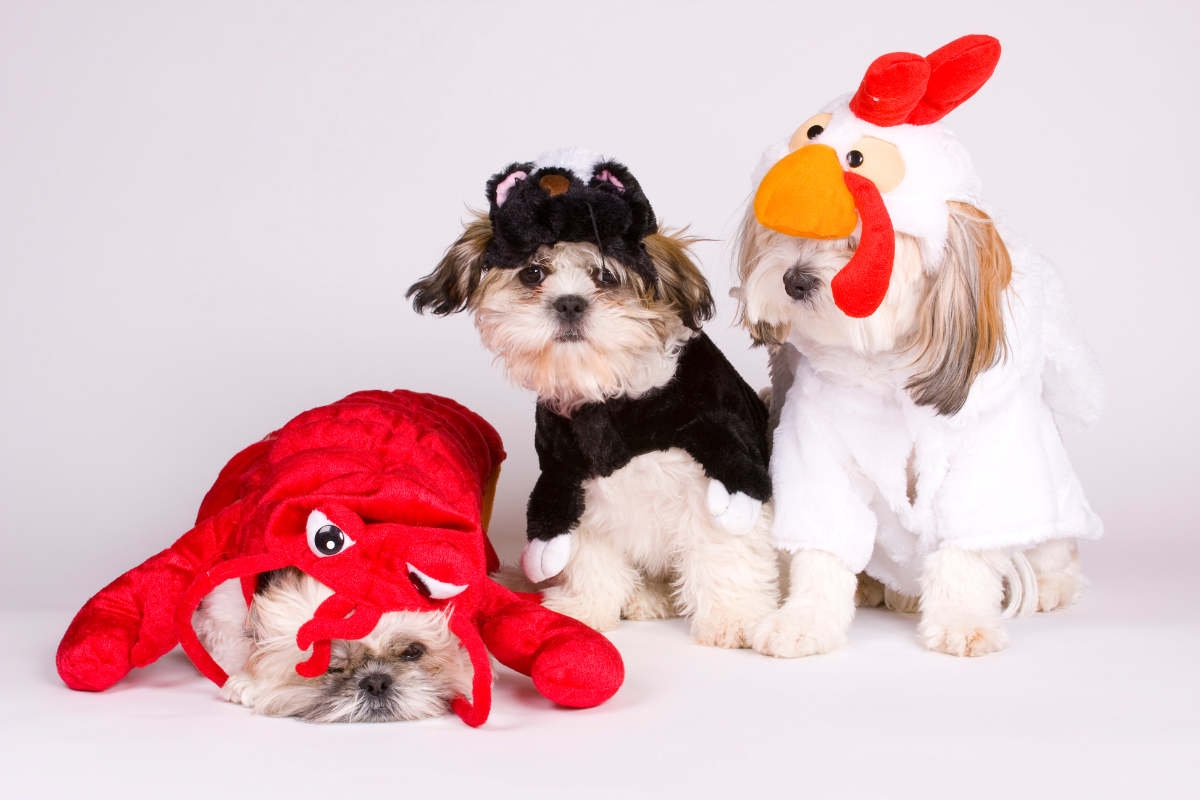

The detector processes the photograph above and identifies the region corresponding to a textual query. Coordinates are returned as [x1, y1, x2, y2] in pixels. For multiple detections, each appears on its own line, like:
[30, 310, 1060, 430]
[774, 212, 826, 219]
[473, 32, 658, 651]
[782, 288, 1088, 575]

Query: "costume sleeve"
[526, 406, 589, 542]
[477, 580, 623, 709]
[56, 504, 243, 691]
[675, 410, 772, 502]
[770, 384, 877, 573]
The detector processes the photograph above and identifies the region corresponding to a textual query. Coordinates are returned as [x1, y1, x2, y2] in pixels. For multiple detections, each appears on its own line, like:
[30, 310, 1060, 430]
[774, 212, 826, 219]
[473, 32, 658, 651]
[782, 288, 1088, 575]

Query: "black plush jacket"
[527, 332, 771, 542]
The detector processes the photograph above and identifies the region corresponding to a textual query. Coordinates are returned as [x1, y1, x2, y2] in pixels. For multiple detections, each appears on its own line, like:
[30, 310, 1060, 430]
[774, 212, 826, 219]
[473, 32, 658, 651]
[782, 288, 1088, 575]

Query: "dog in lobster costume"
[735, 35, 1103, 657]
[57, 390, 624, 725]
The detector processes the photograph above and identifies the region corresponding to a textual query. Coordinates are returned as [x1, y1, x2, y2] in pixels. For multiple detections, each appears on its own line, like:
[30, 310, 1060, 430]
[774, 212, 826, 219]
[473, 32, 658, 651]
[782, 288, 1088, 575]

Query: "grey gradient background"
[3, 1, 1196, 609]
[1, 3, 1197, 797]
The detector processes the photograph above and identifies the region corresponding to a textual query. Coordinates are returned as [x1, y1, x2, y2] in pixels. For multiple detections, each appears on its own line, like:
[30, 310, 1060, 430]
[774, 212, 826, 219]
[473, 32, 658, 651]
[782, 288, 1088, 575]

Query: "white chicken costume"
[753, 35, 1103, 599]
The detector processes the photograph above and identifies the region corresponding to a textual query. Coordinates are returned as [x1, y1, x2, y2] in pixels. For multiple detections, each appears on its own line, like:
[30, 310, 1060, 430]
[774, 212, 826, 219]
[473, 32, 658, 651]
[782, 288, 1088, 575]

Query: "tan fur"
[904, 202, 1012, 414]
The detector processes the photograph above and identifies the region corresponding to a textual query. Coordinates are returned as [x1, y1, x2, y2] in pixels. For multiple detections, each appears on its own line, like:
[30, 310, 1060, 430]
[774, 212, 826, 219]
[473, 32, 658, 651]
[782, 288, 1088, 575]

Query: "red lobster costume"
[57, 390, 624, 726]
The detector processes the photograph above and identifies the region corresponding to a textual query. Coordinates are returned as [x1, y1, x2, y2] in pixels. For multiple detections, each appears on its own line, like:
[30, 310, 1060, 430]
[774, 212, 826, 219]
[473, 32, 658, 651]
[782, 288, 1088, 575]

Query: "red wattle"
[831, 172, 895, 318]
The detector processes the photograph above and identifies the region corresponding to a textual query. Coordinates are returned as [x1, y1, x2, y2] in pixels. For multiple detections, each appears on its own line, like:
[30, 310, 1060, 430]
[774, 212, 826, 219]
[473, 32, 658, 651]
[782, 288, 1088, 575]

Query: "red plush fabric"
[906, 35, 1001, 126]
[848, 35, 1001, 128]
[849, 52, 931, 127]
[831, 172, 896, 318]
[57, 390, 624, 727]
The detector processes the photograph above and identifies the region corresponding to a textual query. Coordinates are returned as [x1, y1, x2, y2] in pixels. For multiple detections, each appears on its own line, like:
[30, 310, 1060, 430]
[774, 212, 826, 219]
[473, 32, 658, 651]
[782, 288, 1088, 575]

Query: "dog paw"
[1036, 569, 1084, 612]
[622, 582, 677, 621]
[752, 607, 847, 658]
[691, 611, 762, 649]
[219, 672, 257, 707]
[884, 587, 920, 614]
[521, 533, 573, 584]
[854, 573, 885, 608]
[706, 480, 761, 536]
[918, 617, 1008, 657]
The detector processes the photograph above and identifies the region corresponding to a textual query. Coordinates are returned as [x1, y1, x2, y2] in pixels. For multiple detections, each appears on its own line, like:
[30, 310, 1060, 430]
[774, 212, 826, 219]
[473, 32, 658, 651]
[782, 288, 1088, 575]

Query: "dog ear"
[732, 205, 791, 347]
[905, 201, 1011, 415]
[407, 212, 494, 315]
[642, 228, 714, 331]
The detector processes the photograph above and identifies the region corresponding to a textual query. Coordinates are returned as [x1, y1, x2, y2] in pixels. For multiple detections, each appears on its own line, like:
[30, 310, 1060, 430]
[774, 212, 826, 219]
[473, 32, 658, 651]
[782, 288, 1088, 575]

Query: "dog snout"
[359, 673, 393, 697]
[553, 294, 588, 324]
[783, 266, 821, 301]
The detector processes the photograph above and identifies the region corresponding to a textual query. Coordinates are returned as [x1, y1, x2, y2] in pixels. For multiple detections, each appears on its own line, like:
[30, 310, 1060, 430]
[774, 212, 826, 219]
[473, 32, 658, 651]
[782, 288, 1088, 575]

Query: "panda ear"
[594, 168, 625, 192]
[486, 162, 535, 209]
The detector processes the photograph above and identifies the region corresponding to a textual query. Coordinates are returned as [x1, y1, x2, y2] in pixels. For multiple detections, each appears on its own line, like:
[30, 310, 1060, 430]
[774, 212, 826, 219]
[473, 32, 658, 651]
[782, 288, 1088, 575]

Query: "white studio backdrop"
[1, 0, 1197, 610]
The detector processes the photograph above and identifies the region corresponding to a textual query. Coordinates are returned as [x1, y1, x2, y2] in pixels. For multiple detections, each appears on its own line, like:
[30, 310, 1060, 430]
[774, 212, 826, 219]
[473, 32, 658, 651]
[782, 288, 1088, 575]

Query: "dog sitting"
[195, 568, 474, 723]
[409, 148, 780, 649]
[734, 36, 1103, 657]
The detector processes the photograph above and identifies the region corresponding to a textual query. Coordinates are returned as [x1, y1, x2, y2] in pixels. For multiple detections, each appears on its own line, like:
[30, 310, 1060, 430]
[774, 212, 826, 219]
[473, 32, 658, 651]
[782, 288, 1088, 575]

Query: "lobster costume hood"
[57, 390, 624, 726]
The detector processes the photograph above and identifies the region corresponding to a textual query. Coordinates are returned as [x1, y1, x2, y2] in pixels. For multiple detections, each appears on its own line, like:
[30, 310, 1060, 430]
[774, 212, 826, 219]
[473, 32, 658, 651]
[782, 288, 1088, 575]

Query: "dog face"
[242, 568, 472, 723]
[735, 200, 1011, 415]
[410, 214, 713, 414]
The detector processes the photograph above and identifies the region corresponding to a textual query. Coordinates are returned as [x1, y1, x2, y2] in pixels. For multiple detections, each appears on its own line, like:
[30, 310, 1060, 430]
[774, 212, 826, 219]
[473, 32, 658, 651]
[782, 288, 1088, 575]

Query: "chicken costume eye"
[789, 113, 833, 151]
[845, 137, 905, 193]
[306, 509, 356, 557]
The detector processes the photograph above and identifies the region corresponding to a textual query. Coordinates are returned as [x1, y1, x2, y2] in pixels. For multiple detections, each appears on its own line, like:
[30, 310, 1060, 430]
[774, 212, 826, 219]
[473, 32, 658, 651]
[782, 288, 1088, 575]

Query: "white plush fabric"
[770, 237, 1104, 596]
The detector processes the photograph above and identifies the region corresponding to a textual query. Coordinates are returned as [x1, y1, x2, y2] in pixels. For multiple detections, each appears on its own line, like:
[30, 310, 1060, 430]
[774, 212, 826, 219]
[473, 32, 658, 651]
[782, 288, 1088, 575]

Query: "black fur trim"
[526, 333, 771, 541]
[485, 157, 659, 282]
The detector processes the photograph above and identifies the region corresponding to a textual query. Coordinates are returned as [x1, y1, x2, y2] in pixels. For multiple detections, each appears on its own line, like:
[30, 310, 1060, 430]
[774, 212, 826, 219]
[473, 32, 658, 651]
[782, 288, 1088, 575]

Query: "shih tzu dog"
[408, 148, 781, 649]
[194, 568, 473, 722]
[734, 36, 1103, 657]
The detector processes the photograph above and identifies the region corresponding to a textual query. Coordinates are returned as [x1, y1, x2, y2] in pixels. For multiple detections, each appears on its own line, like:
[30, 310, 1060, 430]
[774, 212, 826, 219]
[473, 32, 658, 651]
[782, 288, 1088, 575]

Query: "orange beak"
[753, 145, 859, 239]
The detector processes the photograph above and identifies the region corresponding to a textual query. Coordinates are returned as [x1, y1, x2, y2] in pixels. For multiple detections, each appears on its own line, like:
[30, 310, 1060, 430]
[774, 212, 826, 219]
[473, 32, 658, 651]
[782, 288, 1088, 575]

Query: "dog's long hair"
[408, 212, 715, 414]
[734, 200, 1011, 415]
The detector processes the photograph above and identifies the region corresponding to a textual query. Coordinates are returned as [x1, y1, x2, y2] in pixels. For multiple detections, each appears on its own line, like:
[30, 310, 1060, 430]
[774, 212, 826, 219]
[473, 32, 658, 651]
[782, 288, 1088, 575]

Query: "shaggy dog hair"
[408, 215, 781, 650]
[735, 202, 1085, 657]
[194, 568, 473, 722]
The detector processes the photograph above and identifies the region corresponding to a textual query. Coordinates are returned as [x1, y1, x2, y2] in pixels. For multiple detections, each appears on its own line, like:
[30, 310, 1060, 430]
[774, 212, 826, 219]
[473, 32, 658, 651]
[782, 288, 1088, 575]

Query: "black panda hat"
[483, 148, 659, 282]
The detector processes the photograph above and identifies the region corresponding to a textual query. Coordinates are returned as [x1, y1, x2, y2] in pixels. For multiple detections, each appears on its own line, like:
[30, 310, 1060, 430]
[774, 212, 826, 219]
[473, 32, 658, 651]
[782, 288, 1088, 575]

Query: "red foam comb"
[849, 35, 1000, 127]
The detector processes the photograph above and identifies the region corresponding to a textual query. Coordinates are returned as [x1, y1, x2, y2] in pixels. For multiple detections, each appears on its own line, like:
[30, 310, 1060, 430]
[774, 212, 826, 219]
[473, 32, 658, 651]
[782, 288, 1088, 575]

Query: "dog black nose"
[553, 294, 588, 323]
[359, 673, 393, 697]
[783, 266, 820, 301]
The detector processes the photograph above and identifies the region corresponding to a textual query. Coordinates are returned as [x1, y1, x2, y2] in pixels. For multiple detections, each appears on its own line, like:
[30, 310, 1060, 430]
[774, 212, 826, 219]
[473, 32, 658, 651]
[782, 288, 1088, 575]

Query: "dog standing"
[734, 36, 1103, 657]
[409, 149, 781, 649]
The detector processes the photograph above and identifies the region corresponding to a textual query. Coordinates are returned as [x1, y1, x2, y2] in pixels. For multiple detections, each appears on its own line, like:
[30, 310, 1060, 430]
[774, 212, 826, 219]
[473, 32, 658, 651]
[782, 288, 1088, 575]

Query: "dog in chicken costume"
[735, 35, 1103, 657]
[57, 390, 624, 725]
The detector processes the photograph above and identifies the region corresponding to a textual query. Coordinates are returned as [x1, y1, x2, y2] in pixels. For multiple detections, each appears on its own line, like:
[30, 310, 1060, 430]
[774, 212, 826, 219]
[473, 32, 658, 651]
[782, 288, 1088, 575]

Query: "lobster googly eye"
[306, 510, 356, 557]
[406, 563, 467, 600]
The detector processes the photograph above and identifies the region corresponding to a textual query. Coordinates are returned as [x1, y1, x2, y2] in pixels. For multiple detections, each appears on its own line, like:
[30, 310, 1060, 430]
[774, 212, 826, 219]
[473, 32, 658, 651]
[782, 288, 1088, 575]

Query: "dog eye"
[399, 643, 426, 661]
[519, 266, 545, 287]
[306, 509, 356, 557]
[596, 266, 618, 286]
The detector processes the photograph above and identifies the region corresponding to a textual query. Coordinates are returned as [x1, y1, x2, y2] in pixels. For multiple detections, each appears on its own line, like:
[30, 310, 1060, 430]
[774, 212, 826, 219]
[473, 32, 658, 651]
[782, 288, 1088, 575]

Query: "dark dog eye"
[399, 642, 426, 661]
[807, 124, 824, 139]
[519, 266, 545, 287]
[596, 266, 618, 286]
[327, 666, 346, 674]
[847, 150, 864, 168]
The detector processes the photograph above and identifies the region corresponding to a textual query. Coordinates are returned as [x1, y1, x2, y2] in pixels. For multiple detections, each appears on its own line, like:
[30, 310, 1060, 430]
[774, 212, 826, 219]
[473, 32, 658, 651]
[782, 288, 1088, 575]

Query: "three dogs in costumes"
[58, 34, 1103, 725]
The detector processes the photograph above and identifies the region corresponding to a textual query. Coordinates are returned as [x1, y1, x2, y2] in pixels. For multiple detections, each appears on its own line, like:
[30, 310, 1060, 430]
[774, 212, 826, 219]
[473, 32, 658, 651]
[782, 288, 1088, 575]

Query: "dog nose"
[783, 266, 820, 301]
[553, 295, 588, 323]
[359, 673, 393, 697]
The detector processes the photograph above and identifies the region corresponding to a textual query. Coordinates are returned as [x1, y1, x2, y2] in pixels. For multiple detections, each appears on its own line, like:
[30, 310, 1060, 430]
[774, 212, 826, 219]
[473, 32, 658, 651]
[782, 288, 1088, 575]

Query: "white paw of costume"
[706, 480, 762, 536]
[521, 533, 574, 583]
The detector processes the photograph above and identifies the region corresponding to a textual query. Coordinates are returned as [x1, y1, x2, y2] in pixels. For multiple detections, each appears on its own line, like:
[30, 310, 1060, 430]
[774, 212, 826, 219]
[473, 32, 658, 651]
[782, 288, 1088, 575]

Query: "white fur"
[475, 244, 692, 415]
[741, 102, 1104, 656]
[539, 448, 780, 649]
[533, 147, 605, 184]
[195, 572, 473, 722]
